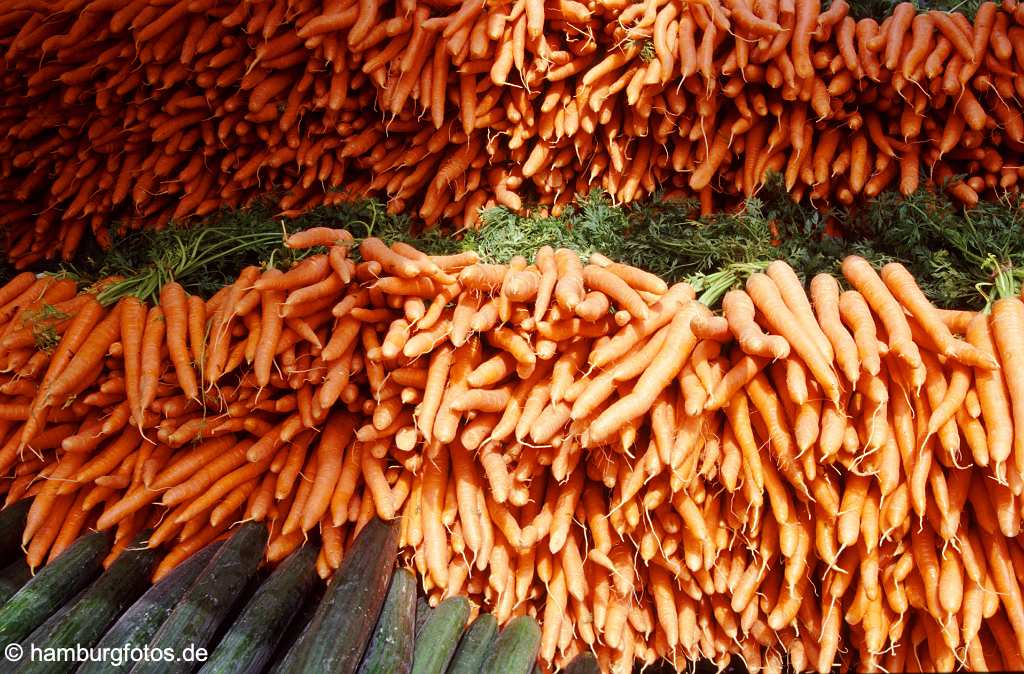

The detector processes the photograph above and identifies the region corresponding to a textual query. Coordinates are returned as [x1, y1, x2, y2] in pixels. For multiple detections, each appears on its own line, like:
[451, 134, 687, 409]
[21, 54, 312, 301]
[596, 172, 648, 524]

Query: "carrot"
[721, 290, 789, 359]
[582, 265, 648, 320]
[985, 531, 1024, 655]
[553, 249, 584, 311]
[706, 353, 768, 412]
[360, 237, 420, 278]
[992, 298, 1024, 475]
[137, 306, 165, 416]
[767, 261, 834, 362]
[746, 274, 840, 403]
[421, 441, 450, 587]
[175, 448, 274, 525]
[966, 314, 1013, 472]
[0, 273, 36, 313]
[25, 492, 75, 571]
[186, 294, 206, 365]
[159, 282, 197, 400]
[791, 0, 820, 79]
[285, 227, 352, 249]
[842, 256, 922, 379]
[930, 10, 975, 62]
[325, 439, 361, 527]
[809, 274, 859, 385]
[22, 451, 86, 545]
[587, 303, 699, 445]
[117, 298, 141, 434]
[882, 262, 996, 369]
[253, 270, 285, 388]
[45, 303, 123, 404]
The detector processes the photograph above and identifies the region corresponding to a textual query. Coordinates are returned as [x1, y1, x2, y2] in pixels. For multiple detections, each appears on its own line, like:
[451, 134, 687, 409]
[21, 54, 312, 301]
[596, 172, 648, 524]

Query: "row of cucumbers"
[0, 503, 600, 674]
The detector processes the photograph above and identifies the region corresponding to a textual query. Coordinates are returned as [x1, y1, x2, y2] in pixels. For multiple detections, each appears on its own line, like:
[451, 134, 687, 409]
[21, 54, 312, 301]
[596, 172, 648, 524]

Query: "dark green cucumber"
[79, 541, 223, 674]
[562, 653, 600, 674]
[0, 500, 30, 566]
[197, 543, 317, 674]
[0, 559, 31, 606]
[13, 533, 158, 674]
[0, 531, 109, 648]
[127, 522, 268, 674]
[414, 595, 432, 639]
[264, 580, 322, 672]
[410, 596, 470, 674]
[356, 568, 416, 674]
[275, 517, 399, 674]
[445, 613, 497, 674]
[478, 615, 541, 674]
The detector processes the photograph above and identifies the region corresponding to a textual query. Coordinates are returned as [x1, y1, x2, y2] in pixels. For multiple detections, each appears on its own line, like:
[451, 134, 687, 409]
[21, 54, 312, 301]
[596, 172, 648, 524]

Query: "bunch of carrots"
[3, 0, 1024, 266]
[3, 225, 1024, 672]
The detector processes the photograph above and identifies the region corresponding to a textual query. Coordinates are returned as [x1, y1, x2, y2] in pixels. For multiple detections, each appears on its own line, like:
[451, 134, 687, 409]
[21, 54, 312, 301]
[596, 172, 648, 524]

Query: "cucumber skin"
[13, 534, 159, 674]
[356, 568, 416, 674]
[276, 517, 399, 674]
[78, 541, 223, 674]
[479, 615, 541, 674]
[127, 522, 268, 674]
[264, 582, 322, 673]
[0, 559, 32, 606]
[0, 531, 109, 648]
[411, 596, 470, 674]
[414, 596, 432, 639]
[562, 653, 600, 674]
[445, 613, 497, 674]
[0, 500, 30, 566]
[197, 543, 318, 674]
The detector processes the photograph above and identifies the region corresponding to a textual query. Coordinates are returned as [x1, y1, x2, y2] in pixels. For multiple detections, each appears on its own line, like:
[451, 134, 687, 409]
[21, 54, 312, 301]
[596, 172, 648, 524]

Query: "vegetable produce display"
[2, 231, 1024, 673]
[3, 0, 1024, 266]
[0, 515, 555, 674]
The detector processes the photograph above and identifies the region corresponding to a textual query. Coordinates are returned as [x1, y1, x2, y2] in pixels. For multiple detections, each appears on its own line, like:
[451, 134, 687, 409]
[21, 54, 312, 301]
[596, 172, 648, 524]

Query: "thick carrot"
[45, 303, 123, 403]
[992, 298, 1024, 474]
[842, 256, 922, 379]
[159, 282, 197, 400]
[285, 227, 352, 249]
[767, 261, 834, 362]
[882, 262, 996, 369]
[254, 270, 285, 388]
[587, 303, 699, 445]
[722, 290, 789, 360]
[300, 413, 354, 531]
[137, 306, 165, 418]
[746, 274, 840, 403]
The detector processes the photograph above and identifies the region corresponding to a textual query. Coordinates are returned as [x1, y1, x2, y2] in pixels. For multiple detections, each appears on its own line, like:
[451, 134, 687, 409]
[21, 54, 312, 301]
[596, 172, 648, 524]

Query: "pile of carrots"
[3, 0, 1024, 266]
[2, 226, 1024, 673]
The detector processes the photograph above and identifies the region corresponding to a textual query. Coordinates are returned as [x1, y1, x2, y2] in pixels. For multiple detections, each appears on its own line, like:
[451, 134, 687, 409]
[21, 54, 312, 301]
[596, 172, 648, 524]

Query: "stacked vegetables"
[2, 229, 1024, 672]
[3, 0, 1024, 266]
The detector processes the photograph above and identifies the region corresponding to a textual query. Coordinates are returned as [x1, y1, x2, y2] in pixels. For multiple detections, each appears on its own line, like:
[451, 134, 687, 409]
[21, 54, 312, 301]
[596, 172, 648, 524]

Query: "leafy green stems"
[6, 181, 1023, 310]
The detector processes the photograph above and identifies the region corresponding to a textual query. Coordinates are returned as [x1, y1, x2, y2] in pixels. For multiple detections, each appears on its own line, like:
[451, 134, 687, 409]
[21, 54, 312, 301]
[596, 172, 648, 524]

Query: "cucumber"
[445, 613, 497, 674]
[127, 522, 268, 674]
[274, 517, 399, 674]
[414, 595, 432, 639]
[79, 541, 223, 674]
[0, 500, 30, 566]
[478, 615, 541, 674]
[411, 596, 470, 674]
[0, 531, 109, 648]
[356, 568, 416, 674]
[264, 581, 322, 672]
[0, 559, 31, 606]
[13, 533, 159, 674]
[563, 653, 600, 674]
[197, 543, 318, 674]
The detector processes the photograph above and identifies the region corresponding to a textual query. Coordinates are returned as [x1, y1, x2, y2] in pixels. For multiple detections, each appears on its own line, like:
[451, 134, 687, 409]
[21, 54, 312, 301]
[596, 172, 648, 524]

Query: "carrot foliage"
[39, 180, 1024, 310]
